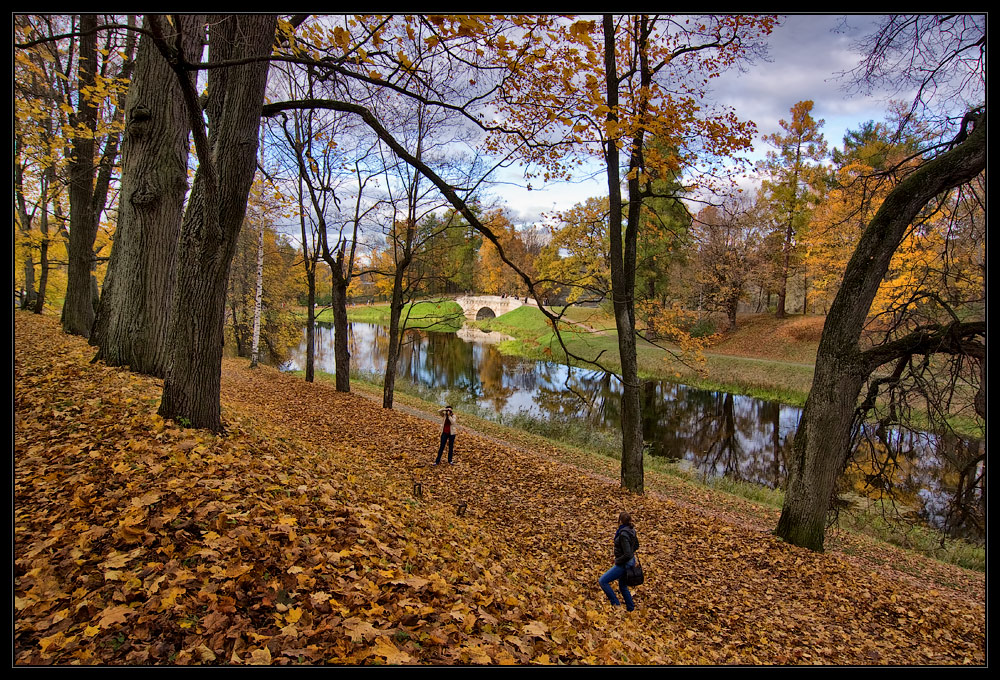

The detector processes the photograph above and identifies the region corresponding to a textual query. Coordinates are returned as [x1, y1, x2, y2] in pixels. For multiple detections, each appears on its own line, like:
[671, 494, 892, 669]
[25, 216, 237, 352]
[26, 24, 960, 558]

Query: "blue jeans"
[435, 433, 456, 463]
[599, 559, 635, 611]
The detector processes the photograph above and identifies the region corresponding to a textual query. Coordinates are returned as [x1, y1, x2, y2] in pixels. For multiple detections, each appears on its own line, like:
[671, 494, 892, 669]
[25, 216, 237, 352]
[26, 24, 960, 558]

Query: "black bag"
[625, 557, 644, 587]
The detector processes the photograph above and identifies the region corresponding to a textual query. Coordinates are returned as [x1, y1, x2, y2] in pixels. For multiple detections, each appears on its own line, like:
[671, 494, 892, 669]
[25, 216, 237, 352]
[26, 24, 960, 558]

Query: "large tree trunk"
[776, 112, 986, 550]
[91, 15, 203, 377]
[61, 14, 99, 337]
[158, 14, 276, 432]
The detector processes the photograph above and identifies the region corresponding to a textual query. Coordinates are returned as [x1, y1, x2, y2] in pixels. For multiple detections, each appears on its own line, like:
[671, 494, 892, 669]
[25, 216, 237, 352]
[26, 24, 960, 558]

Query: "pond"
[275, 320, 985, 540]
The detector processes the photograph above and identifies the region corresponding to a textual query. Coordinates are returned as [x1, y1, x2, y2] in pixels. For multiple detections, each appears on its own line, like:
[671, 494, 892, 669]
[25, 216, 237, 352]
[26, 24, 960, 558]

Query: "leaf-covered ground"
[14, 312, 985, 665]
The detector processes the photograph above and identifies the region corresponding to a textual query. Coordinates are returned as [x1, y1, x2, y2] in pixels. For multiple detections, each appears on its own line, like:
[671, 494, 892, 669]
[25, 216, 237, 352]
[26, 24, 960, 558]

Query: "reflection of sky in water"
[281, 322, 982, 537]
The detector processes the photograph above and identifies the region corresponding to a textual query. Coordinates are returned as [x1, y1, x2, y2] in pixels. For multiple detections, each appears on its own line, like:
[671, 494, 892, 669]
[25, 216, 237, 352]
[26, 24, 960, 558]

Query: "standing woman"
[434, 405, 458, 465]
[598, 512, 638, 611]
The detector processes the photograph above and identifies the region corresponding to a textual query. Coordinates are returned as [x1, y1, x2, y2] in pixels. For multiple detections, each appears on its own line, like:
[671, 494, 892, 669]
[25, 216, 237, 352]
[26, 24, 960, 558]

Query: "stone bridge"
[454, 294, 535, 321]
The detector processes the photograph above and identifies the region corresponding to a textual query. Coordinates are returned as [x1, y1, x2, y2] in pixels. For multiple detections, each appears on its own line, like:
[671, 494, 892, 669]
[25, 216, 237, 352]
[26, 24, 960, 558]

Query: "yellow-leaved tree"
[495, 15, 777, 492]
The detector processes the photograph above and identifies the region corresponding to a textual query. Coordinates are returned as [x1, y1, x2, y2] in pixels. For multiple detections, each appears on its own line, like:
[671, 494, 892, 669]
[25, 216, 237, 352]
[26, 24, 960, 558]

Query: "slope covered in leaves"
[14, 312, 985, 665]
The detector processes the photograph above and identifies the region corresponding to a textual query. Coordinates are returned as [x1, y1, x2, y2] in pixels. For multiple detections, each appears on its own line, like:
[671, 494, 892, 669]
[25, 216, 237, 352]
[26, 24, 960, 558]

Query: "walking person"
[434, 405, 458, 465]
[598, 512, 639, 611]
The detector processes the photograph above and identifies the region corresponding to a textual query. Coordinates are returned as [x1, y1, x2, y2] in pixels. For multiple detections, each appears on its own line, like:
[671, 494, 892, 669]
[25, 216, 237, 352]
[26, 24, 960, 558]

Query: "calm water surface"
[277, 321, 984, 539]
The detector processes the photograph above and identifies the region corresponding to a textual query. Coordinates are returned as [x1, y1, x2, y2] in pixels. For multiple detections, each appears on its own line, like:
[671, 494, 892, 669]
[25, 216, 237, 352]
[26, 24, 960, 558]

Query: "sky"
[493, 14, 902, 226]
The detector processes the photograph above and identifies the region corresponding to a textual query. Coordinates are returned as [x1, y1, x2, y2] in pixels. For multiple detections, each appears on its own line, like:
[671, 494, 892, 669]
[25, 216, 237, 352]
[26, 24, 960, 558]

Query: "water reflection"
[278, 321, 984, 539]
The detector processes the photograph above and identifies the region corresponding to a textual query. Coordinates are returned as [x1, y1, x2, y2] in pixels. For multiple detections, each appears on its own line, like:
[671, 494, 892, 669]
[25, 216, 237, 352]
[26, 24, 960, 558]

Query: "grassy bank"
[312, 299, 465, 332]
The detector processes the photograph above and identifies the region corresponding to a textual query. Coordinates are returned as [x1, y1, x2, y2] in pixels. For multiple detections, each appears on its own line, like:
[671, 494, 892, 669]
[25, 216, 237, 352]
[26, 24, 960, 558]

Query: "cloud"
[709, 15, 893, 152]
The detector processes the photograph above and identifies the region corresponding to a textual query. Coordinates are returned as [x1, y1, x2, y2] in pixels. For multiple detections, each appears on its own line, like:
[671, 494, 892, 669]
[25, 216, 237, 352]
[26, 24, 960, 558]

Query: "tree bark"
[330, 255, 351, 393]
[14, 134, 38, 311]
[382, 257, 410, 410]
[35, 198, 63, 315]
[61, 14, 99, 337]
[250, 224, 264, 368]
[304, 271, 316, 383]
[776, 112, 986, 550]
[91, 15, 203, 377]
[157, 14, 277, 432]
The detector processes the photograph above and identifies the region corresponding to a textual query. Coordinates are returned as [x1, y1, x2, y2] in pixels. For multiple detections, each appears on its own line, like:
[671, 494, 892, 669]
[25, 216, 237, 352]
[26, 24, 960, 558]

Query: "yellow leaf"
[372, 636, 413, 664]
[97, 605, 133, 628]
[523, 620, 549, 637]
[39, 632, 65, 653]
[344, 617, 379, 643]
[247, 647, 272, 665]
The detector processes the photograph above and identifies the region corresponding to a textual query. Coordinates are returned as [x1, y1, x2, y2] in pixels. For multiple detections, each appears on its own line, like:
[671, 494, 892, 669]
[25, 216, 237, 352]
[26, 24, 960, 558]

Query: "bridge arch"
[454, 294, 528, 321]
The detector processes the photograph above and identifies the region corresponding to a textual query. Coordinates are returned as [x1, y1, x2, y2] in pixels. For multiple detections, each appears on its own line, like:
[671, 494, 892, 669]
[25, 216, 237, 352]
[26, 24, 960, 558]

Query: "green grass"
[336, 299, 465, 332]
[475, 304, 555, 338]
[832, 500, 985, 571]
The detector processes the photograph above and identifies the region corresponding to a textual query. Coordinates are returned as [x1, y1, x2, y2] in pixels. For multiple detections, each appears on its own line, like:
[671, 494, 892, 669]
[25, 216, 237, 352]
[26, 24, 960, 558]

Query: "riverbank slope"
[14, 311, 985, 665]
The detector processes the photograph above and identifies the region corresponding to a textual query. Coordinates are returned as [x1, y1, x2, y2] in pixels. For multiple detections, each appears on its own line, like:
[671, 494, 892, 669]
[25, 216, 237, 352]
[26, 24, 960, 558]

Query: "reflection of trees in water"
[353, 322, 388, 371]
[307, 323, 339, 374]
[397, 330, 480, 400]
[528, 367, 618, 424]
[845, 426, 985, 539]
[638, 383, 790, 490]
[476, 345, 516, 413]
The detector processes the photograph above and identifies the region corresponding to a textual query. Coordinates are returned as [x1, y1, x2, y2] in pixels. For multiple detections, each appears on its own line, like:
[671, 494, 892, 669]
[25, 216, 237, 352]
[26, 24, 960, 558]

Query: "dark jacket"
[613, 524, 639, 567]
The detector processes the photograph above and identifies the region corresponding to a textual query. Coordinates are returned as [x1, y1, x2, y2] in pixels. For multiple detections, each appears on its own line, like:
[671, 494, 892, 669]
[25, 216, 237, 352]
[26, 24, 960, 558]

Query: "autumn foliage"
[14, 311, 984, 665]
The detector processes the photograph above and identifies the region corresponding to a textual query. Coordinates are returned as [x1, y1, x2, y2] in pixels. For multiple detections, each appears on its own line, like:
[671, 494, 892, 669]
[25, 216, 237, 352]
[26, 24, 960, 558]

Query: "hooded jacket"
[614, 524, 639, 567]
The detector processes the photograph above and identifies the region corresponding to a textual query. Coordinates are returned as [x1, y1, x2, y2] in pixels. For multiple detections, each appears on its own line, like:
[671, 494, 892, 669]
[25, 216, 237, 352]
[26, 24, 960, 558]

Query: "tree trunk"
[802, 271, 809, 315]
[34, 198, 62, 315]
[331, 273, 351, 393]
[61, 14, 99, 337]
[775, 219, 793, 319]
[34, 209, 50, 315]
[15, 158, 38, 311]
[230, 296, 246, 357]
[726, 290, 740, 331]
[250, 224, 264, 368]
[382, 265, 408, 409]
[775, 358, 866, 548]
[776, 112, 986, 550]
[158, 14, 276, 432]
[304, 271, 316, 383]
[91, 15, 203, 376]
[604, 15, 645, 493]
